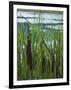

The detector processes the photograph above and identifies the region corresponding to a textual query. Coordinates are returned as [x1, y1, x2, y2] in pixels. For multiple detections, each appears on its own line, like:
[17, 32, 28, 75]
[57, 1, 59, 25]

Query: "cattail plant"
[24, 22, 32, 71]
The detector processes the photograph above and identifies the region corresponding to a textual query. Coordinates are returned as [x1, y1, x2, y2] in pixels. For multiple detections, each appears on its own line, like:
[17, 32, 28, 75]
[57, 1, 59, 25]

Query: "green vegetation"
[17, 11, 63, 80]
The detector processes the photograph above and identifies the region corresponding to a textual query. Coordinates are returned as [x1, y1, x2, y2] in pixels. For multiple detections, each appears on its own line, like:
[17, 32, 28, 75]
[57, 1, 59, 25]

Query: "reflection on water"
[17, 10, 63, 30]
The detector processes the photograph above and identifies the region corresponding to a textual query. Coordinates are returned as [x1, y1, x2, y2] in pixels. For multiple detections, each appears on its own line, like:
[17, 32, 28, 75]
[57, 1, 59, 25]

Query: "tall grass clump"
[17, 11, 63, 80]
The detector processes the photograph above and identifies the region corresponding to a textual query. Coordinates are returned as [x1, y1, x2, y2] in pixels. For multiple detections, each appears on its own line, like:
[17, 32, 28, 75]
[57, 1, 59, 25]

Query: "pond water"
[17, 11, 63, 30]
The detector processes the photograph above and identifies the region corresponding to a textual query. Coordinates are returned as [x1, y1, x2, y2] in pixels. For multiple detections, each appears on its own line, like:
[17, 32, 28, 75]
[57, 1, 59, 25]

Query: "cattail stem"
[26, 39, 32, 71]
